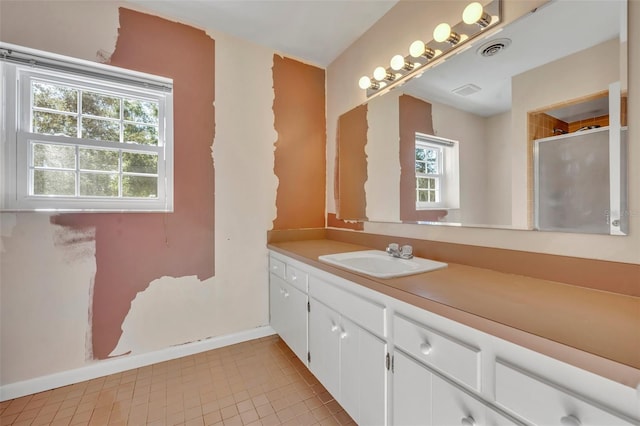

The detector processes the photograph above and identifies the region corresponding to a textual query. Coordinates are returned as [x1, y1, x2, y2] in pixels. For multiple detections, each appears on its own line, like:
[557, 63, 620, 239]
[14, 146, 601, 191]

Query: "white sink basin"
[318, 250, 447, 279]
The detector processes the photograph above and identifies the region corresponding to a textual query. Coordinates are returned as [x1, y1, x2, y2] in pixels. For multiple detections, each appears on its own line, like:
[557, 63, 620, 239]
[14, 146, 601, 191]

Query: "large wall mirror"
[336, 0, 628, 235]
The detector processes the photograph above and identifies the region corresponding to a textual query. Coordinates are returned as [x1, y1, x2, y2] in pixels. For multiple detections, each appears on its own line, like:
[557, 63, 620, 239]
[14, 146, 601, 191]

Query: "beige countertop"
[268, 239, 640, 389]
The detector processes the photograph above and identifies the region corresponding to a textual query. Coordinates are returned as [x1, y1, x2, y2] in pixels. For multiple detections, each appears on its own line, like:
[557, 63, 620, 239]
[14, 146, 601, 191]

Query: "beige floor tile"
[1, 336, 350, 426]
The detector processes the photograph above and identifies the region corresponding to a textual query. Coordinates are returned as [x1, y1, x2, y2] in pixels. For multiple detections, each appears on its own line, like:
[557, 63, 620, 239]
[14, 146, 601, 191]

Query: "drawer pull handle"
[331, 324, 339, 333]
[460, 416, 475, 426]
[340, 330, 348, 340]
[560, 415, 581, 426]
[290, 274, 297, 281]
[283, 291, 289, 298]
[419, 342, 432, 355]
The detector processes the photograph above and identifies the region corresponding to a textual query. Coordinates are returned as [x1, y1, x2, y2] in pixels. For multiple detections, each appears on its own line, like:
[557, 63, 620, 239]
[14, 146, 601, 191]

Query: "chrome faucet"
[386, 243, 414, 259]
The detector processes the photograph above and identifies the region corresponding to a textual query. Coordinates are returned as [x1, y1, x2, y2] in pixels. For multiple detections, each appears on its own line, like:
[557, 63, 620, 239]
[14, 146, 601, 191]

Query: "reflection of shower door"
[534, 127, 611, 234]
[534, 81, 627, 235]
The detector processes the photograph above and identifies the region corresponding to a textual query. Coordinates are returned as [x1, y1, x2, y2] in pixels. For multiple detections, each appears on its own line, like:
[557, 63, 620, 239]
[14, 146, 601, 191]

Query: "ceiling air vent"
[452, 83, 481, 97]
[477, 38, 512, 57]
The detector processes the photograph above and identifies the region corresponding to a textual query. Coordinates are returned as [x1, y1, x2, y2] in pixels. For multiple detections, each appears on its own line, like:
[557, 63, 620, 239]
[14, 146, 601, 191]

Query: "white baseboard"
[0, 326, 276, 402]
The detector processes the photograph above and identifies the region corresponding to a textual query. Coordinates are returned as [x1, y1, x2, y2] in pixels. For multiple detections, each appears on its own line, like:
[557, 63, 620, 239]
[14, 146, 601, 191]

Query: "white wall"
[327, 0, 640, 264]
[0, 0, 278, 386]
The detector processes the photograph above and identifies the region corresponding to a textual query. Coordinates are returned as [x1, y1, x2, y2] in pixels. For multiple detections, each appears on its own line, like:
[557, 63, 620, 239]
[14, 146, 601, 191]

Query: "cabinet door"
[269, 275, 308, 364]
[308, 298, 341, 399]
[392, 350, 432, 426]
[340, 316, 387, 426]
[269, 275, 287, 341]
[432, 374, 486, 426]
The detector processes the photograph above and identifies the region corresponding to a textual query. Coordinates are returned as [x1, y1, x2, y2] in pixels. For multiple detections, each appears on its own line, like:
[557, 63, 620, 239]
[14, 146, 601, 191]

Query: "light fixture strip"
[361, 0, 501, 98]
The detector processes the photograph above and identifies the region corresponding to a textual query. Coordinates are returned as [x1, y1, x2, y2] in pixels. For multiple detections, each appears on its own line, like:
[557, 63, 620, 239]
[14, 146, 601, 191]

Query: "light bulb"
[463, 2, 483, 24]
[433, 22, 460, 45]
[390, 54, 406, 71]
[433, 23, 452, 43]
[463, 1, 491, 27]
[373, 66, 388, 81]
[409, 40, 425, 58]
[358, 76, 372, 90]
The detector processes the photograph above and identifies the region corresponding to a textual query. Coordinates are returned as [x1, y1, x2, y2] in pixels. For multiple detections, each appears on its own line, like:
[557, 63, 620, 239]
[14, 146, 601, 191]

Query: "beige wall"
[327, 0, 640, 264]
[485, 111, 513, 226]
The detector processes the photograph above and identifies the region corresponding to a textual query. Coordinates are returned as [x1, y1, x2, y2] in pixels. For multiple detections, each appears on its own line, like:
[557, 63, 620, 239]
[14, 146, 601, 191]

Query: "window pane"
[33, 81, 78, 113]
[33, 143, 75, 169]
[426, 150, 438, 174]
[124, 99, 159, 124]
[82, 117, 120, 142]
[82, 91, 120, 119]
[415, 148, 426, 161]
[79, 148, 119, 172]
[124, 124, 158, 145]
[33, 111, 77, 137]
[123, 175, 157, 198]
[80, 173, 119, 197]
[418, 190, 428, 202]
[429, 191, 436, 202]
[415, 161, 426, 174]
[33, 170, 75, 195]
[417, 177, 428, 189]
[122, 152, 158, 174]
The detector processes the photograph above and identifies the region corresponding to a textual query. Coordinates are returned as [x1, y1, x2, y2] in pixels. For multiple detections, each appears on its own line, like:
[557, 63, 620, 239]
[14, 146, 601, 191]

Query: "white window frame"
[415, 133, 459, 210]
[1, 42, 174, 212]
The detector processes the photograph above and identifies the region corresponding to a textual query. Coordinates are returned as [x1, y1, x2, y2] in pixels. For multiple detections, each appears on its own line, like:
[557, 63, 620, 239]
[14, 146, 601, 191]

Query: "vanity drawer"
[285, 263, 308, 293]
[309, 275, 385, 337]
[393, 314, 480, 390]
[495, 360, 635, 426]
[269, 256, 286, 280]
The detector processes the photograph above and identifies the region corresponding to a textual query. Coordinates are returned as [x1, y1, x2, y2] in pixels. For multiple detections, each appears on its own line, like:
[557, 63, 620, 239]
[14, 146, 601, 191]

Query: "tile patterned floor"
[0, 335, 355, 426]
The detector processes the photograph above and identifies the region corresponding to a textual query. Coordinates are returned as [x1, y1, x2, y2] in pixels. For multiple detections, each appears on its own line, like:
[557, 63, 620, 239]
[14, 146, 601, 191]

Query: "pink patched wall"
[52, 8, 215, 360]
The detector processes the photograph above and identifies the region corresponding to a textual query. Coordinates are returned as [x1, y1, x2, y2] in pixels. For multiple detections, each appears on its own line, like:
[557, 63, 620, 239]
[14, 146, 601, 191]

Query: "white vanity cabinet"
[432, 374, 520, 426]
[267, 250, 639, 426]
[391, 311, 521, 426]
[391, 349, 432, 425]
[268, 255, 308, 365]
[494, 360, 638, 426]
[308, 275, 387, 426]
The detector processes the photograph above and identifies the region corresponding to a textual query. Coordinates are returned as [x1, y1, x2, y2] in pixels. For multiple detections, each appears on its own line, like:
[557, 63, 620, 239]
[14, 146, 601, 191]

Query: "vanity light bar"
[359, 0, 502, 97]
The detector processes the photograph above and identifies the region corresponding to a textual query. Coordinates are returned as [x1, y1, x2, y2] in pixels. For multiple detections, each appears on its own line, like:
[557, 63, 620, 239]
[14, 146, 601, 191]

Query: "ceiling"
[127, 0, 398, 67]
[403, 0, 624, 117]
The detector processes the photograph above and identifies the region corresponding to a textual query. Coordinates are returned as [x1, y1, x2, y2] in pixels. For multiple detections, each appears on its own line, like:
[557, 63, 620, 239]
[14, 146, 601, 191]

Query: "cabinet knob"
[420, 342, 432, 355]
[340, 330, 348, 339]
[460, 416, 475, 426]
[290, 274, 297, 281]
[331, 324, 339, 332]
[283, 291, 289, 298]
[279, 288, 285, 295]
[560, 415, 581, 426]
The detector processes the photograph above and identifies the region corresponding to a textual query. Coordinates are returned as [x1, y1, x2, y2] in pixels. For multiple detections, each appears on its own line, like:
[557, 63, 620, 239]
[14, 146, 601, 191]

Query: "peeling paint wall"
[272, 56, 326, 230]
[0, 0, 320, 387]
[51, 7, 216, 361]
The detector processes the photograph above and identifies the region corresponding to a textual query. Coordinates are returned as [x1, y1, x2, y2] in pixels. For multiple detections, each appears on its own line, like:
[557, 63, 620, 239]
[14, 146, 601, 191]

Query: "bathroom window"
[415, 134, 459, 210]
[1, 43, 174, 211]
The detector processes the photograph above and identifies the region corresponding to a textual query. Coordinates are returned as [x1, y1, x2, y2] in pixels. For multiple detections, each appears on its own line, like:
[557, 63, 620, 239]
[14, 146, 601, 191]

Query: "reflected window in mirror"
[415, 134, 459, 211]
